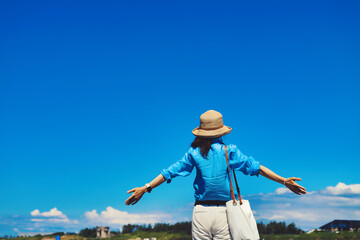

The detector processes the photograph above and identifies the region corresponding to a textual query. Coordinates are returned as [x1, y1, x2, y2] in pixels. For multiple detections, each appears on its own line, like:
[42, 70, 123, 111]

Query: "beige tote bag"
[225, 145, 260, 240]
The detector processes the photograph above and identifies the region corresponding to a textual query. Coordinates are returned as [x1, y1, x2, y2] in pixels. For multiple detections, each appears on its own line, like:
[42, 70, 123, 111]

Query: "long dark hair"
[191, 137, 214, 158]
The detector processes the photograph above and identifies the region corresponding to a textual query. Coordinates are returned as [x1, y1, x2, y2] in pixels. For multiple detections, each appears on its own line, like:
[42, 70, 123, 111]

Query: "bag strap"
[225, 145, 243, 205]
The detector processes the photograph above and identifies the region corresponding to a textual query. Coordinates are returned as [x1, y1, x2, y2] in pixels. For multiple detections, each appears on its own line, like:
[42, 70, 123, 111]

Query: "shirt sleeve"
[228, 144, 260, 176]
[160, 150, 195, 183]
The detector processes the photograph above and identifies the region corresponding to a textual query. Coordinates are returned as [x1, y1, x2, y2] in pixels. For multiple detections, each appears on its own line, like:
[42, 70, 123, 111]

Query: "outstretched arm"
[125, 174, 166, 205]
[259, 165, 306, 195]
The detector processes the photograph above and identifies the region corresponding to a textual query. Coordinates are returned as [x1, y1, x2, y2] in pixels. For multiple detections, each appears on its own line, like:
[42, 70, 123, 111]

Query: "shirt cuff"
[249, 161, 261, 177]
[160, 170, 172, 183]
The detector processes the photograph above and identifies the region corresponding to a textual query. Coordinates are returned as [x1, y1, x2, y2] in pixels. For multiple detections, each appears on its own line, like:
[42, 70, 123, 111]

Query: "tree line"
[79, 222, 191, 237]
[122, 222, 191, 235]
[79, 221, 303, 237]
[257, 221, 304, 235]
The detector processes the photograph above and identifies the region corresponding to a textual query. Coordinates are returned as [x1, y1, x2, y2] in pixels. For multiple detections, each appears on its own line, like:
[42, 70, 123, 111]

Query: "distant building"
[306, 229, 323, 234]
[320, 220, 360, 232]
[96, 226, 110, 238]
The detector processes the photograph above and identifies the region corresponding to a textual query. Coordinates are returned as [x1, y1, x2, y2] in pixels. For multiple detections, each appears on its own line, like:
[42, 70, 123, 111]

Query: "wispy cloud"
[247, 182, 360, 230]
[30, 208, 79, 225]
[0, 208, 81, 236]
[2, 183, 359, 235]
[84, 206, 173, 226]
[320, 182, 360, 196]
[31, 208, 66, 218]
[1, 207, 181, 236]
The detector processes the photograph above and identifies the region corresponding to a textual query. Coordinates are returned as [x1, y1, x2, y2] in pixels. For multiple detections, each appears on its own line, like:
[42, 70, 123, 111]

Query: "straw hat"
[192, 110, 232, 138]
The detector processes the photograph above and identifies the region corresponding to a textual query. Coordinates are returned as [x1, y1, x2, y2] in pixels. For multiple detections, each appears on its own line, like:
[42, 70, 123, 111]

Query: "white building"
[96, 226, 110, 238]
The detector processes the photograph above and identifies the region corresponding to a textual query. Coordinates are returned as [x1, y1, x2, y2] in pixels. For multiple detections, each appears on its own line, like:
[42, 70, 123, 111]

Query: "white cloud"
[29, 207, 79, 228]
[5, 182, 359, 235]
[84, 206, 173, 226]
[31, 208, 66, 218]
[30, 219, 45, 222]
[30, 210, 40, 216]
[247, 182, 360, 231]
[275, 187, 291, 195]
[321, 182, 360, 195]
[4, 207, 177, 236]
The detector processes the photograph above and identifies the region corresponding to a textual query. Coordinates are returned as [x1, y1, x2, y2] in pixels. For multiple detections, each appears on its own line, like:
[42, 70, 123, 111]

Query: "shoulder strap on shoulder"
[225, 145, 242, 204]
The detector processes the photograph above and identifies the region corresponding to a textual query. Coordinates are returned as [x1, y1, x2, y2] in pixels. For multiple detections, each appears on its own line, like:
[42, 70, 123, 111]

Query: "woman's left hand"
[125, 186, 147, 205]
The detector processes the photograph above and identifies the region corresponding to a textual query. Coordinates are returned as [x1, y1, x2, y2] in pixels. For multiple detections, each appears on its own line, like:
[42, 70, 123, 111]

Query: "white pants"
[192, 205, 232, 240]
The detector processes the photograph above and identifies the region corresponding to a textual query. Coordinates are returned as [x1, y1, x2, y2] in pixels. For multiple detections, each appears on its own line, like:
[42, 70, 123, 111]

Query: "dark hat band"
[200, 125, 224, 130]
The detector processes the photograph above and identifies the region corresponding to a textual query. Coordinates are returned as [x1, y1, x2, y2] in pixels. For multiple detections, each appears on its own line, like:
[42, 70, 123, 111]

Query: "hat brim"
[192, 126, 232, 138]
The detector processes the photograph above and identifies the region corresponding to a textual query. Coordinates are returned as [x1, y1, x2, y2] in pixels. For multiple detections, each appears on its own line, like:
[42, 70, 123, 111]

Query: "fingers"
[125, 188, 145, 205]
[125, 196, 133, 205]
[127, 188, 135, 194]
[288, 185, 307, 195]
[132, 199, 140, 205]
[293, 183, 306, 193]
[288, 186, 302, 195]
[291, 190, 301, 195]
[125, 192, 137, 205]
[125, 194, 143, 205]
[125, 188, 139, 205]
[292, 182, 306, 191]
[286, 177, 306, 195]
[295, 188, 305, 194]
[292, 186, 306, 194]
[285, 178, 307, 195]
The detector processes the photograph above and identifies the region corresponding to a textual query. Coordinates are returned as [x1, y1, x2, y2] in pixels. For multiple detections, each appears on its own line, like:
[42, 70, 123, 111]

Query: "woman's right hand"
[125, 186, 147, 205]
[284, 177, 307, 195]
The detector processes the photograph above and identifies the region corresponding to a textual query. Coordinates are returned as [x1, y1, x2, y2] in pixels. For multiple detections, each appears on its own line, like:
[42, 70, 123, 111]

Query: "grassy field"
[260, 231, 360, 240]
[1, 233, 191, 240]
[3, 231, 360, 240]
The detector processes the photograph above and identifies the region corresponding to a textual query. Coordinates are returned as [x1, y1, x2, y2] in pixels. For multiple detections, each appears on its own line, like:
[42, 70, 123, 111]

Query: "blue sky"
[1, 0, 359, 236]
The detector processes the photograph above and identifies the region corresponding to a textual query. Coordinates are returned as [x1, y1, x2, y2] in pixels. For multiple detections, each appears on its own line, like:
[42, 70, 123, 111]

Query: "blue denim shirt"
[161, 139, 261, 201]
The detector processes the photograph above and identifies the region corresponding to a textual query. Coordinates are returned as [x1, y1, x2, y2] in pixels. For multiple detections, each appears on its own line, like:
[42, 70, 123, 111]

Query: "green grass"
[106, 231, 191, 240]
[261, 231, 360, 240]
[4, 231, 360, 240]
[3, 232, 191, 240]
